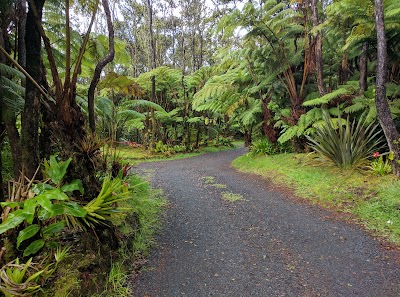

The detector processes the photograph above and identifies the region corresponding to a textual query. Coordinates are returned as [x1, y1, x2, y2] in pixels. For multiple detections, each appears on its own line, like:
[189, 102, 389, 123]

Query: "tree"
[88, 0, 115, 132]
[374, 0, 400, 175]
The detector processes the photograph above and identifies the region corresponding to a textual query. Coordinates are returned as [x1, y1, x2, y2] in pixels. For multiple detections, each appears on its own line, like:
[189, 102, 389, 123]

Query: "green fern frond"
[0, 63, 24, 79]
[1, 86, 25, 113]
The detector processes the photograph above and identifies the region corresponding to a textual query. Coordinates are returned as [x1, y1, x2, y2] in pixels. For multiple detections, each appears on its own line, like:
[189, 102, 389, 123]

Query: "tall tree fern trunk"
[0, 70, 4, 200]
[147, 0, 156, 151]
[374, 0, 400, 175]
[0, 25, 22, 179]
[359, 42, 368, 93]
[262, 96, 277, 143]
[21, 0, 45, 179]
[311, 0, 326, 96]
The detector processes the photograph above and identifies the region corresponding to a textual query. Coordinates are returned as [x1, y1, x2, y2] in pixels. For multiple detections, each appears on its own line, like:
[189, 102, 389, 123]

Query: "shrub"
[248, 138, 290, 157]
[306, 110, 385, 169]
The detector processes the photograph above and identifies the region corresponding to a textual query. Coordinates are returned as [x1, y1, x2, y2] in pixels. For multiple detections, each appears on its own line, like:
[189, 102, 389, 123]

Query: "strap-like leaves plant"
[306, 110, 385, 169]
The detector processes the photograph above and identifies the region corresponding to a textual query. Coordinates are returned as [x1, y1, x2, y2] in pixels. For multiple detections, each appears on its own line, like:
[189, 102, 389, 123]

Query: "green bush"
[306, 110, 385, 169]
[248, 138, 290, 157]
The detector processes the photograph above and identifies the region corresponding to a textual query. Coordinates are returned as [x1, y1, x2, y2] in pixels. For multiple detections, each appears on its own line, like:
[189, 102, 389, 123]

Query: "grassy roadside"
[232, 153, 400, 245]
[113, 141, 243, 165]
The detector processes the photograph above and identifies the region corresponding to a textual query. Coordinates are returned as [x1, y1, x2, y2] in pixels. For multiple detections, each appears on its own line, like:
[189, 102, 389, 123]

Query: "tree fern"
[303, 82, 358, 107]
[0, 63, 24, 79]
[122, 99, 167, 114]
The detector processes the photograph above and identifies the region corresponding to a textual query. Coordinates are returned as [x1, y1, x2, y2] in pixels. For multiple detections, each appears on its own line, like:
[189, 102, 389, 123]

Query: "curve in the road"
[130, 148, 400, 297]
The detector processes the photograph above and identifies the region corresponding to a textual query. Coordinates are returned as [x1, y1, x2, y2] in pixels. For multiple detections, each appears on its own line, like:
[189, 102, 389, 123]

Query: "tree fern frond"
[0, 63, 24, 79]
[1, 77, 24, 94]
[1, 86, 25, 113]
[124, 99, 167, 114]
[303, 83, 357, 107]
[117, 110, 145, 120]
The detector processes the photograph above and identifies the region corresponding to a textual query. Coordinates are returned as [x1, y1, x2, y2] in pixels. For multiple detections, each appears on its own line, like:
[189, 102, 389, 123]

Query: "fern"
[123, 99, 168, 114]
[2, 77, 25, 94]
[0, 63, 24, 79]
[117, 110, 145, 120]
[1, 86, 24, 113]
[303, 84, 357, 107]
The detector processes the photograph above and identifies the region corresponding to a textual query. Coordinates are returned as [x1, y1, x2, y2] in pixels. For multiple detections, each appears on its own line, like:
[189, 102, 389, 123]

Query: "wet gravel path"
[130, 148, 400, 297]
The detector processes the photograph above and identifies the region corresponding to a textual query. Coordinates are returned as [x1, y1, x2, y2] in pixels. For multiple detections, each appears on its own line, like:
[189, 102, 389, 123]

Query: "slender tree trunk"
[88, 0, 115, 132]
[340, 53, 350, 84]
[311, 0, 326, 96]
[147, 0, 157, 150]
[244, 127, 252, 147]
[0, 69, 4, 201]
[262, 96, 278, 143]
[17, 0, 27, 68]
[1, 25, 22, 179]
[21, 0, 45, 179]
[5, 119, 21, 177]
[374, 0, 400, 175]
[359, 42, 368, 93]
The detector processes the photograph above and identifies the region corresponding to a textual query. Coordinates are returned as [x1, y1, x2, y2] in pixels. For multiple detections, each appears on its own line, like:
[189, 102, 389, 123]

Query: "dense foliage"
[0, 0, 400, 294]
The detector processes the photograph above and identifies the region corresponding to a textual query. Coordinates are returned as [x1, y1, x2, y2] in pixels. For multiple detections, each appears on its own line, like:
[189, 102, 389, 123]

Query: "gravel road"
[130, 147, 400, 297]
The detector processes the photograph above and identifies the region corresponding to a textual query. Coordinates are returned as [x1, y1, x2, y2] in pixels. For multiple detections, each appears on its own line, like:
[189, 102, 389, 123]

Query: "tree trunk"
[88, 0, 115, 132]
[0, 72, 4, 201]
[5, 118, 21, 178]
[17, 0, 27, 68]
[262, 96, 278, 143]
[374, 0, 400, 175]
[339, 53, 350, 84]
[147, 0, 157, 150]
[244, 127, 252, 147]
[311, 0, 326, 96]
[359, 42, 368, 93]
[0, 123, 4, 201]
[21, 0, 45, 179]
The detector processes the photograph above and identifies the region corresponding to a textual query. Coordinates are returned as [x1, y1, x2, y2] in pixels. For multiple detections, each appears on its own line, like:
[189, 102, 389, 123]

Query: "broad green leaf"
[35, 189, 69, 201]
[63, 202, 87, 217]
[23, 239, 45, 257]
[37, 208, 52, 221]
[45, 155, 71, 185]
[31, 183, 55, 195]
[0, 210, 26, 234]
[37, 196, 53, 214]
[17, 225, 40, 248]
[23, 198, 38, 224]
[61, 179, 84, 194]
[49, 202, 86, 217]
[0, 201, 23, 208]
[42, 221, 65, 238]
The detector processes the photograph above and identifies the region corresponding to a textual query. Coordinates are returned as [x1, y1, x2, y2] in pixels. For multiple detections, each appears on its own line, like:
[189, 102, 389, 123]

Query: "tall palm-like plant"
[307, 110, 385, 168]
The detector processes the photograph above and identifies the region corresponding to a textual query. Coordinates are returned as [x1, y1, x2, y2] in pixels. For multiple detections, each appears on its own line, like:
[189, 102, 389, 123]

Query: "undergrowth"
[233, 153, 400, 244]
[114, 141, 242, 165]
[96, 173, 167, 296]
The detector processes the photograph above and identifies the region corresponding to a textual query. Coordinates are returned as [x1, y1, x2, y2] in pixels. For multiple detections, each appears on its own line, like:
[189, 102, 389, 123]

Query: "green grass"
[221, 191, 244, 202]
[112, 141, 243, 165]
[202, 176, 226, 189]
[117, 174, 167, 258]
[233, 153, 400, 244]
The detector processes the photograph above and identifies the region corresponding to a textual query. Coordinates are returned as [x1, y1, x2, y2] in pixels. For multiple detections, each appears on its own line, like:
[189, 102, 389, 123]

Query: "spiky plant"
[306, 110, 385, 169]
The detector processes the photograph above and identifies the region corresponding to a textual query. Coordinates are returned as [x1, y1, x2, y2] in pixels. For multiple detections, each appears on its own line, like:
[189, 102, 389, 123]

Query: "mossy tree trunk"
[374, 0, 400, 176]
[20, 0, 45, 179]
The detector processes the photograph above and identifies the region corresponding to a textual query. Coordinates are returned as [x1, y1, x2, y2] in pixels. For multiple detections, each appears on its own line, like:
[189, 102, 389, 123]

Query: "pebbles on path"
[130, 148, 400, 297]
